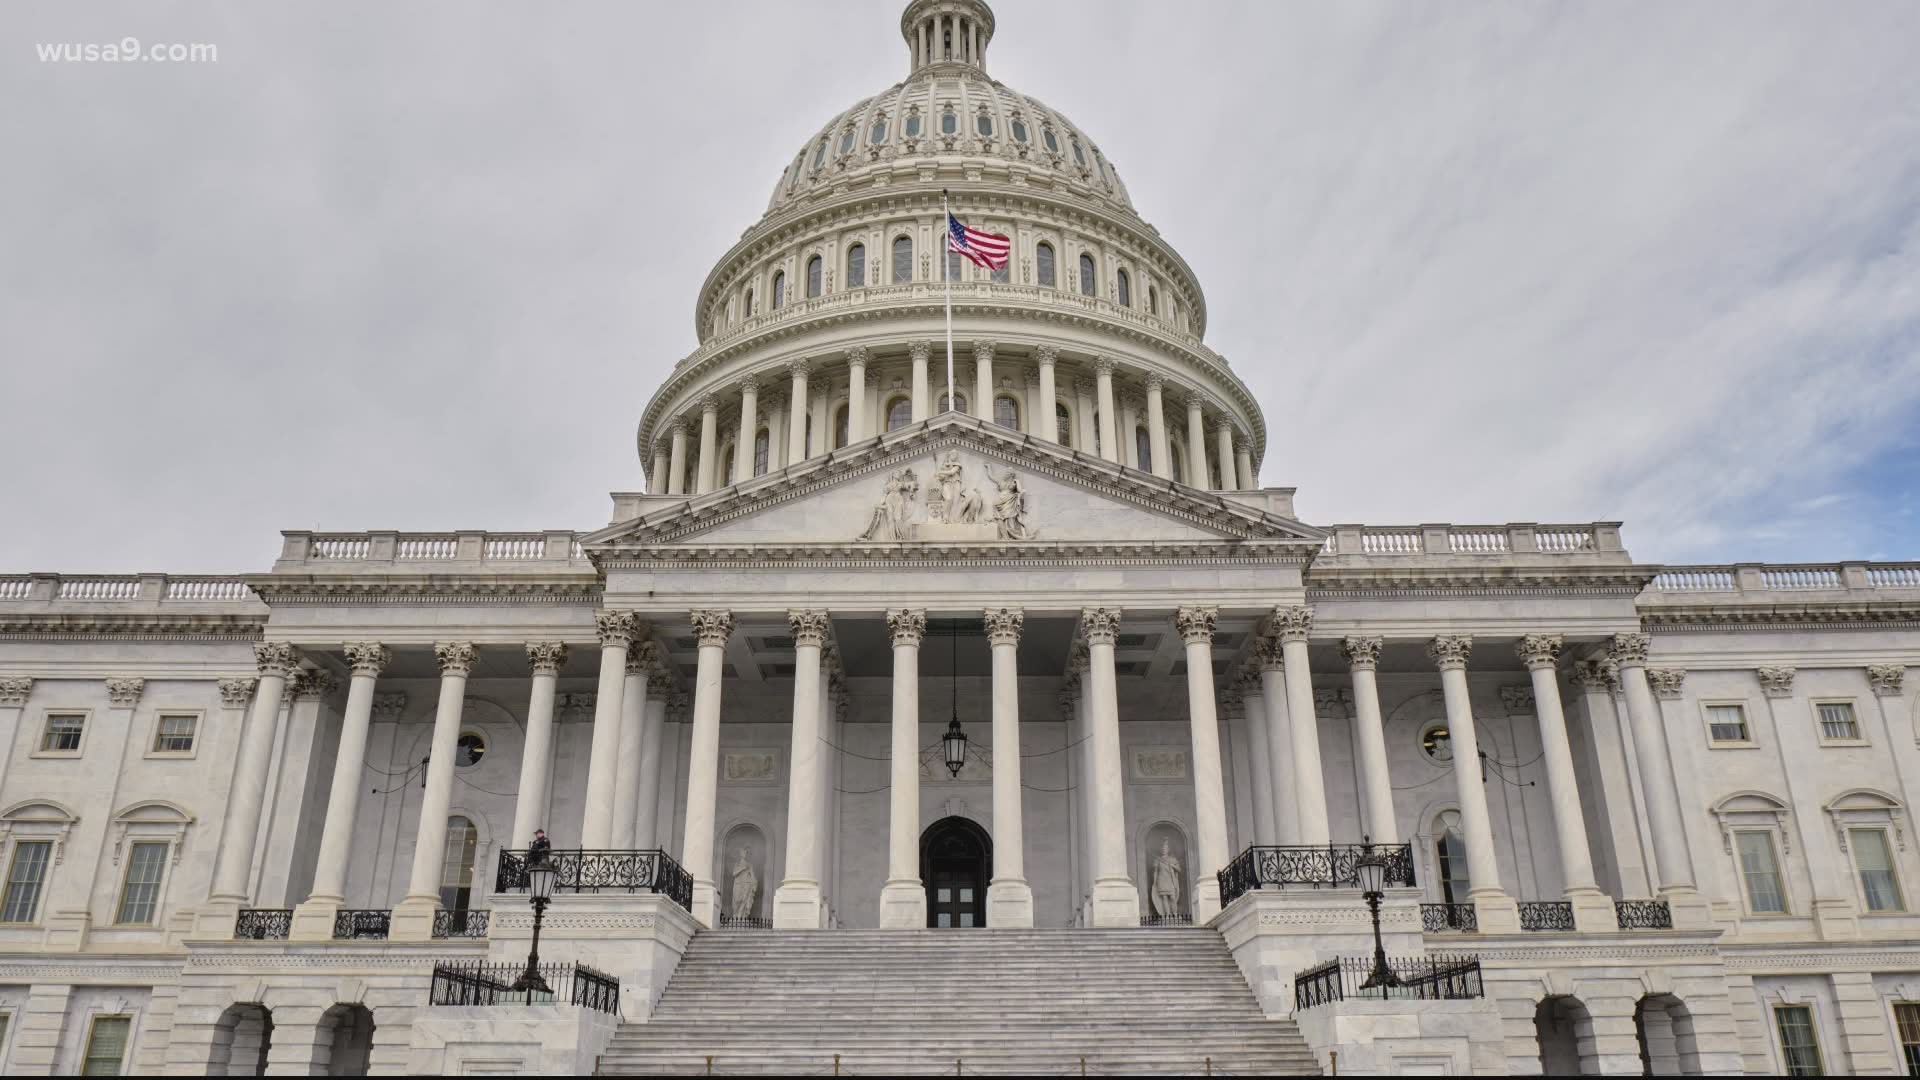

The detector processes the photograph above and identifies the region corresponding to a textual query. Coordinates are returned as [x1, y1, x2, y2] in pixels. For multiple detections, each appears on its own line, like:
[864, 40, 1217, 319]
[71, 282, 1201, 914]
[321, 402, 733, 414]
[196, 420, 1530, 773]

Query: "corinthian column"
[1236, 670, 1278, 845]
[1093, 358, 1120, 463]
[1341, 637, 1397, 843]
[209, 643, 297, 905]
[787, 360, 812, 462]
[291, 642, 387, 940]
[1082, 606, 1141, 925]
[973, 341, 996, 422]
[1613, 633, 1711, 928]
[845, 348, 869, 441]
[580, 613, 636, 849]
[1214, 420, 1236, 490]
[667, 421, 688, 495]
[1256, 641, 1295, 844]
[775, 610, 830, 928]
[1144, 377, 1172, 479]
[683, 610, 735, 927]
[512, 642, 566, 847]
[733, 380, 759, 484]
[1186, 394, 1211, 488]
[1518, 635, 1613, 929]
[633, 671, 672, 849]
[392, 641, 476, 941]
[1034, 346, 1059, 443]
[695, 396, 720, 494]
[984, 608, 1033, 926]
[1429, 635, 1519, 932]
[909, 342, 932, 422]
[1176, 607, 1229, 920]
[879, 609, 929, 928]
[1272, 606, 1329, 845]
[612, 641, 657, 849]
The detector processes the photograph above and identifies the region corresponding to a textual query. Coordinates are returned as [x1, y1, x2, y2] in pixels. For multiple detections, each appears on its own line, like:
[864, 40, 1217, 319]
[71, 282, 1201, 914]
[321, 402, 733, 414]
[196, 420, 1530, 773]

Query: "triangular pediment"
[585, 415, 1324, 555]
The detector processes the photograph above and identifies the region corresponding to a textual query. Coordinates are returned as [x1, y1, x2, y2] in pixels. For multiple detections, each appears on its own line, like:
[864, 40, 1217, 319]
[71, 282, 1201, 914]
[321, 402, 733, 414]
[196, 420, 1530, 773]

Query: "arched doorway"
[921, 816, 991, 928]
[1535, 995, 1594, 1075]
[1636, 993, 1701, 1075]
[209, 1003, 272, 1076]
[319, 1003, 375, 1076]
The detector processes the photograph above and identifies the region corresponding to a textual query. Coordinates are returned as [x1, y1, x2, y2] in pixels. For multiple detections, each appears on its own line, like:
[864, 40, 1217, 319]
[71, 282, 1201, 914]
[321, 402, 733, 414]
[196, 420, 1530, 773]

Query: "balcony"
[495, 849, 694, 912]
[1217, 843, 1417, 907]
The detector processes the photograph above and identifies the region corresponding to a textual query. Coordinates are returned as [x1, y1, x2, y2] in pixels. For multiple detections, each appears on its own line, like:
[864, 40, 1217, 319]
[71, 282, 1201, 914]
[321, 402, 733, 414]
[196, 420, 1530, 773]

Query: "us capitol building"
[4, 1, 1917, 1075]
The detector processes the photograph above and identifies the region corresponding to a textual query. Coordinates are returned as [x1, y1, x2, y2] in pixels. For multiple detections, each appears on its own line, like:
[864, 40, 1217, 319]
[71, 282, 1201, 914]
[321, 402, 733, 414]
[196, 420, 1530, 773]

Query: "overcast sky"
[2, 1, 1916, 574]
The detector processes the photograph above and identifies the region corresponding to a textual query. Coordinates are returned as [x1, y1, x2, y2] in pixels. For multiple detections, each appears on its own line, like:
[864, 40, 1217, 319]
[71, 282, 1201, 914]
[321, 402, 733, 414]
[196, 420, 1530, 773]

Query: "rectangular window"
[1737, 831, 1788, 914]
[1850, 828, 1904, 912]
[82, 1015, 131, 1076]
[40, 713, 84, 753]
[152, 714, 196, 754]
[1706, 703, 1751, 743]
[1893, 1002, 1920, 1076]
[0, 841, 51, 923]
[1817, 701, 1861, 742]
[1774, 1004, 1824, 1076]
[115, 842, 168, 925]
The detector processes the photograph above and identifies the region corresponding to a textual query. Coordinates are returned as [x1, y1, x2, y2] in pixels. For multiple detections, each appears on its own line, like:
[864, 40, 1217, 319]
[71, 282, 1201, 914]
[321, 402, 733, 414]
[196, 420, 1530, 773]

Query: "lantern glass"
[943, 720, 967, 778]
[1354, 854, 1387, 895]
[529, 861, 559, 901]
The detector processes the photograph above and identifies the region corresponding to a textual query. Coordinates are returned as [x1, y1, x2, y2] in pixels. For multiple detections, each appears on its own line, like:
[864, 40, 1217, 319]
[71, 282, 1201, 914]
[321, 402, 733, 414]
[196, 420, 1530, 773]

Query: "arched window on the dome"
[1135, 427, 1153, 473]
[753, 429, 770, 477]
[1116, 269, 1131, 308]
[806, 256, 822, 299]
[834, 405, 849, 448]
[803, 414, 813, 458]
[1170, 442, 1186, 485]
[1036, 243, 1056, 288]
[1071, 139, 1087, 168]
[846, 244, 866, 288]
[892, 236, 913, 284]
[771, 272, 786, 310]
[938, 390, 967, 414]
[941, 108, 957, 136]
[1055, 403, 1072, 446]
[812, 138, 829, 171]
[1011, 117, 1029, 144]
[1148, 286, 1159, 316]
[976, 111, 993, 138]
[1078, 253, 1097, 298]
[886, 397, 913, 432]
[905, 110, 922, 138]
[1091, 412, 1102, 455]
[1043, 127, 1059, 154]
[946, 250, 962, 283]
[991, 259, 1009, 284]
[870, 116, 888, 145]
[720, 445, 735, 486]
[744, 287, 755, 317]
[994, 396, 1020, 430]
[838, 127, 855, 155]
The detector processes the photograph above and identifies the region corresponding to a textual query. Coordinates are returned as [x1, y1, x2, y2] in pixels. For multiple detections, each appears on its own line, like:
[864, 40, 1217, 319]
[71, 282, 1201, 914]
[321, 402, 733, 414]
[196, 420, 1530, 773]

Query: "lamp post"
[510, 858, 558, 1001]
[1354, 837, 1401, 999]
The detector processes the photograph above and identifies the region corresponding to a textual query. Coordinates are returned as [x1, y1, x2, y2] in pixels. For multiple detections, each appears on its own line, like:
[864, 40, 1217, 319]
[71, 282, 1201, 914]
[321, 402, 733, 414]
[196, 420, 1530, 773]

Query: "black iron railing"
[1140, 913, 1195, 927]
[332, 909, 391, 940]
[1518, 900, 1576, 931]
[1421, 902, 1477, 933]
[1217, 843, 1417, 906]
[428, 960, 620, 1015]
[716, 914, 773, 930]
[234, 908, 292, 940]
[495, 849, 693, 911]
[1615, 899, 1673, 929]
[1294, 954, 1485, 1010]
[433, 908, 490, 939]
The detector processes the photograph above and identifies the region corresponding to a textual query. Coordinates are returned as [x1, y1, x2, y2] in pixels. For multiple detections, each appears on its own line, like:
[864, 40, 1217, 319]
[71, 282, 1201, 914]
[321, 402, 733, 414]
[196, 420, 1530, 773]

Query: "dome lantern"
[902, 0, 995, 76]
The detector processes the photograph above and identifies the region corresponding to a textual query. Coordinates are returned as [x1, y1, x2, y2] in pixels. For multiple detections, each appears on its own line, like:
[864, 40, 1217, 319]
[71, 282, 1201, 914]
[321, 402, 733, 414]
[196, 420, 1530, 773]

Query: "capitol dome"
[638, 0, 1266, 501]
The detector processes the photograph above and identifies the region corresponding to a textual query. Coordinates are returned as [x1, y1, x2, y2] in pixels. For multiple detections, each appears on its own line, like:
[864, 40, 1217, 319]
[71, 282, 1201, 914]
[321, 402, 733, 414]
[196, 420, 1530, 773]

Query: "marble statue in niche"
[1150, 839, 1183, 918]
[1144, 823, 1190, 919]
[728, 846, 759, 922]
[721, 823, 766, 922]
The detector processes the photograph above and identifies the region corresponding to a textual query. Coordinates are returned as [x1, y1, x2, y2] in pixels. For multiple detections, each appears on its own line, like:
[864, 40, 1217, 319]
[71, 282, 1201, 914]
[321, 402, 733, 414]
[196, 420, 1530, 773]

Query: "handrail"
[1217, 843, 1416, 907]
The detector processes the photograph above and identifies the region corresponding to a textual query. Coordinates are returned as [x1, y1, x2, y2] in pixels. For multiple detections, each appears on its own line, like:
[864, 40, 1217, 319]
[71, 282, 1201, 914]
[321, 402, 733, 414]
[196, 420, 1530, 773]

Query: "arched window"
[1011, 117, 1029, 143]
[1170, 442, 1186, 483]
[806, 256, 822, 299]
[744, 288, 755, 318]
[1078, 253, 1097, 297]
[753, 429, 770, 477]
[1071, 139, 1087, 168]
[846, 243, 866, 288]
[1148, 285, 1160, 316]
[1036, 243, 1056, 288]
[804, 414, 813, 457]
[946, 249, 962, 282]
[1135, 427, 1153, 473]
[892, 236, 913, 284]
[812, 138, 829, 170]
[937, 390, 967, 414]
[993, 396, 1019, 429]
[1116, 269, 1131, 307]
[941, 108, 958, 136]
[771, 271, 786, 310]
[440, 816, 479, 913]
[834, 405, 849, 448]
[870, 116, 888, 145]
[1055, 403, 1072, 445]
[720, 446, 735, 484]
[886, 397, 913, 432]
[905, 110, 922, 138]
[838, 127, 855, 155]
[1043, 127, 1059, 154]
[976, 111, 993, 137]
[1436, 813, 1472, 905]
[1092, 412, 1102, 455]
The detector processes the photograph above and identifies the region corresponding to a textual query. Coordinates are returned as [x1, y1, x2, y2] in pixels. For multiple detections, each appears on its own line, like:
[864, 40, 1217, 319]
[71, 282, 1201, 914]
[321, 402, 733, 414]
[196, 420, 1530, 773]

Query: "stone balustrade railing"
[279, 530, 588, 567]
[1316, 522, 1622, 558]
[0, 573, 257, 604]
[1646, 562, 1920, 596]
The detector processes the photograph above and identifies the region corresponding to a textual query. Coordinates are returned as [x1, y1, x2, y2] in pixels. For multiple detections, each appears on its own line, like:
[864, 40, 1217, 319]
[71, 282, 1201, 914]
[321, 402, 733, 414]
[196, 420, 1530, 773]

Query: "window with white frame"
[1772, 1004, 1823, 1076]
[40, 713, 84, 753]
[0, 842, 51, 924]
[1848, 827, 1903, 912]
[1704, 703, 1751, 745]
[151, 714, 196, 754]
[114, 841, 168, 925]
[1893, 1002, 1920, 1075]
[1736, 830, 1788, 914]
[1816, 701, 1862, 743]
[82, 1014, 131, 1076]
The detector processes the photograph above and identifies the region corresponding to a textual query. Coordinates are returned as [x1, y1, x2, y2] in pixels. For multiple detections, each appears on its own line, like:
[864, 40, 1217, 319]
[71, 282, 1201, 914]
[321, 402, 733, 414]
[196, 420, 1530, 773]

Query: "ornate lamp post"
[1354, 837, 1401, 999]
[509, 858, 558, 1001]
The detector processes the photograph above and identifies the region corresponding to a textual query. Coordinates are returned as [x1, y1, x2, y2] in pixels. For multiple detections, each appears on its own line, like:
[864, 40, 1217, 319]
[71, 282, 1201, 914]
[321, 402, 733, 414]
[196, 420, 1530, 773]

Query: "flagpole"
[942, 189, 954, 415]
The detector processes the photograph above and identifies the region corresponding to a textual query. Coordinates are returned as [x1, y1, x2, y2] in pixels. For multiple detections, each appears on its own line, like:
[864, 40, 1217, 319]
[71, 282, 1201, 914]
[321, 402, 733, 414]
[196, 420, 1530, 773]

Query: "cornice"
[1640, 602, 1920, 631]
[606, 546, 1306, 570]
[0, 614, 265, 642]
[1305, 564, 1654, 597]
[245, 575, 601, 606]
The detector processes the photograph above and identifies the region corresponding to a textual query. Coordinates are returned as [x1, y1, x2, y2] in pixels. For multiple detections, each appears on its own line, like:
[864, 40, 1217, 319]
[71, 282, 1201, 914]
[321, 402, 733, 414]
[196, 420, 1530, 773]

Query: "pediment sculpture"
[857, 451, 1034, 542]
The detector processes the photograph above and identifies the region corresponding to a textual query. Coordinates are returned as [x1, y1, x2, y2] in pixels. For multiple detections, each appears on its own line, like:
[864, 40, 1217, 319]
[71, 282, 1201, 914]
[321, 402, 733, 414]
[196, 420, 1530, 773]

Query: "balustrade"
[1614, 899, 1673, 930]
[311, 535, 371, 560]
[164, 578, 251, 600]
[1650, 568, 1736, 592]
[432, 908, 490, 939]
[428, 960, 619, 1014]
[1517, 900, 1575, 931]
[1420, 902, 1477, 933]
[1294, 954, 1484, 1009]
[1762, 566, 1842, 590]
[1535, 527, 1596, 552]
[1448, 528, 1509, 554]
[332, 908, 391, 940]
[234, 908, 292, 940]
[495, 848, 694, 911]
[57, 577, 140, 600]
[1217, 843, 1416, 907]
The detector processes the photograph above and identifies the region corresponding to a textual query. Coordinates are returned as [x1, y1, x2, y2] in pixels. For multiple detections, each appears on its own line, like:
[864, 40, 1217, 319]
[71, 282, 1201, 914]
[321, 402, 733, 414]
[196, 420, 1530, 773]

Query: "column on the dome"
[1341, 637, 1398, 844]
[1022, 368, 1041, 436]
[775, 610, 830, 928]
[696, 396, 720, 494]
[1035, 346, 1059, 443]
[512, 642, 566, 847]
[580, 614, 635, 849]
[845, 347, 869, 442]
[391, 641, 476, 940]
[1236, 670, 1277, 845]
[633, 670, 672, 849]
[1081, 607, 1140, 925]
[879, 609, 928, 927]
[973, 341, 995, 423]
[1092, 358, 1119, 464]
[208, 645, 295, 906]
[765, 392, 787, 470]
[612, 641, 656, 849]
[1518, 634, 1615, 930]
[786, 360, 810, 463]
[1185, 394, 1210, 489]
[1144, 376, 1172, 480]
[909, 341, 932, 422]
[1613, 633, 1710, 928]
[683, 609, 735, 927]
[1073, 377, 1097, 454]
[290, 643, 386, 939]
[650, 442, 670, 494]
[1256, 641, 1295, 844]
[733, 379, 759, 484]
[1271, 607, 1329, 845]
[984, 608, 1033, 926]
[1119, 394, 1140, 469]
[1235, 441, 1255, 490]
[1176, 608, 1230, 922]
[667, 421, 688, 496]
[1429, 635, 1520, 932]
[1214, 420, 1236, 490]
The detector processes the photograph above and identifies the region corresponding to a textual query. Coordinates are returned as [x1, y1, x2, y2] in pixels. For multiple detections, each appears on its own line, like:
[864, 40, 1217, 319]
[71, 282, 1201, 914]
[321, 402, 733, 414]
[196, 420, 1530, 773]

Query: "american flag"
[947, 213, 1011, 271]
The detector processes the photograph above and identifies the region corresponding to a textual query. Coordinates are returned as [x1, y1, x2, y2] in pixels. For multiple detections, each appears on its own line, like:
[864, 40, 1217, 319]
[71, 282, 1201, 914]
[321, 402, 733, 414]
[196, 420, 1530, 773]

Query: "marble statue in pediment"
[930, 451, 984, 524]
[983, 464, 1033, 540]
[856, 467, 921, 541]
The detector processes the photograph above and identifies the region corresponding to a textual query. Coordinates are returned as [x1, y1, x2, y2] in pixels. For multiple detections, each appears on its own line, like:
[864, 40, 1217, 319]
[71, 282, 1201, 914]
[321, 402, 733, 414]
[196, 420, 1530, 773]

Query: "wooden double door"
[921, 816, 992, 928]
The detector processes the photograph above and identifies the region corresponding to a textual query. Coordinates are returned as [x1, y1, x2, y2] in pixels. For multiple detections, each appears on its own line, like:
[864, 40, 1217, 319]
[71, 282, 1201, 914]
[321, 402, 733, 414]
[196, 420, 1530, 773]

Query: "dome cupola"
[902, 0, 996, 76]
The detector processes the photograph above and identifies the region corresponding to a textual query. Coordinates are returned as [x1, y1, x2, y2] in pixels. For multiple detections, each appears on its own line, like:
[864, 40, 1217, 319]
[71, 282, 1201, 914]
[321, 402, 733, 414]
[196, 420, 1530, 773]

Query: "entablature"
[1639, 562, 1920, 631]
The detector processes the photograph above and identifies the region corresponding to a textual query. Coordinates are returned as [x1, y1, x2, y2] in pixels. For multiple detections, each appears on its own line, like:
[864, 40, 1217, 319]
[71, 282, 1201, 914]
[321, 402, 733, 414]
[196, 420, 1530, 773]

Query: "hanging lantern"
[943, 717, 968, 777]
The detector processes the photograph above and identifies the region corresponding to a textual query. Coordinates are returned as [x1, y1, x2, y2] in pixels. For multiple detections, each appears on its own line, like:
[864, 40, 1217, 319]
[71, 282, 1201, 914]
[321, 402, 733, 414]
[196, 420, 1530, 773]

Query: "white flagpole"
[942, 189, 955, 414]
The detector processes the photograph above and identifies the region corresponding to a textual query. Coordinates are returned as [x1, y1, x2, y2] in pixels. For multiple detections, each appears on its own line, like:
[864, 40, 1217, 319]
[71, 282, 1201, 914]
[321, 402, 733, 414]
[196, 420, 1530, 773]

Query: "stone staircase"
[597, 927, 1319, 1076]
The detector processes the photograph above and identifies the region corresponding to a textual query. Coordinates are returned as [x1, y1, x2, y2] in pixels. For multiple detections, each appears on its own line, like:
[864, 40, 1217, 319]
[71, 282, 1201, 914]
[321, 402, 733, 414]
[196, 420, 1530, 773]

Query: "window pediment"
[1824, 788, 1905, 853]
[1712, 791, 1792, 854]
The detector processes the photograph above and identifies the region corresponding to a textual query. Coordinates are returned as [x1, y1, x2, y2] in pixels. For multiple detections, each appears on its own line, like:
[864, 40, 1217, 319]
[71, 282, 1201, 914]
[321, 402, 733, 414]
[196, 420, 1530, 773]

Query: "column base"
[388, 896, 440, 942]
[1567, 888, 1618, 933]
[878, 880, 927, 928]
[691, 880, 719, 930]
[42, 910, 90, 952]
[986, 879, 1034, 928]
[289, 897, 343, 942]
[1811, 896, 1861, 941]
[189, 898, 244, 941]
[1088, 877, 1141, 927]
[772, 881, 825, 929]
[1657, 885, 1717, 931]
[1468, 889, 1520, 934]
[1191, 877, 1223, 925]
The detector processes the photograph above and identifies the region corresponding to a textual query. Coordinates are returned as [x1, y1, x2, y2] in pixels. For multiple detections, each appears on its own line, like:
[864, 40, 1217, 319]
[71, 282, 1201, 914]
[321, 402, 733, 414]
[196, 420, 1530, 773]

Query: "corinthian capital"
[1235, 669, 1263, 696]
[1341, 636, 1383, 671]
[1142, 374, 1165, 393]
[787, 357, 813, 379]
[1869, 664, 1907, 697]
[0, 677, 33, 707]
[1428, 635, 1473, 672]
[886, 608, 928, 646]
[372, 693, 407, 721]
[1569, 658, 1619, 694]
[1756, 666, 1796, 698]
[973, 340, 996, 363]
[908, 341, 933, 364]
[1515, 634, 1563, 671]
[844, 345, 870, 367]
[291, 669, 338, 700]
[1080, 606, 1123, 646]
[253, 642, 300, 679]
[699, 394, 720, 415]
[1267, 605, 1314, 645]
[217, 677, 257, 708]
[789, 609, 832, 648]
[1092, 356, 1117, 376]
[1609, 633, 1652, 667]
[344, 642, 391, 677]
[690, 609, 734, 647]
[105, 678, 145, 708]
[626, 640, 660, 675]
[595, 611, 637, 648]
[526, 641, 568, 676]
[1174, 606, 1217, 646]
[984, 607, 1024, 646]
[434, 642, 478, 677]
[1646, 668, 1687, 699]
[1033, 344, 1058, 368]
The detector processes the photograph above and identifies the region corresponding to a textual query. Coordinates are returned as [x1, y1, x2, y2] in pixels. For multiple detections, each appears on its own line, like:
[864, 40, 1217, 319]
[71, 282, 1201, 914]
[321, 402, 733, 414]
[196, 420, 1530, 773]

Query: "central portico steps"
[597, 927, 1319, 1076]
